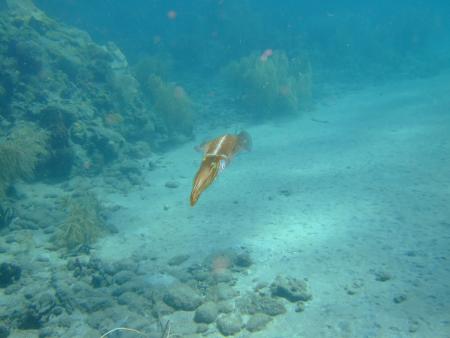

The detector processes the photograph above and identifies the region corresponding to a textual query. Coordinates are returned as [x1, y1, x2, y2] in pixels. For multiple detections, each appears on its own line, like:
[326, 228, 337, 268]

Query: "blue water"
[37, 0, 450, 79]
[1, 1, 450, 337]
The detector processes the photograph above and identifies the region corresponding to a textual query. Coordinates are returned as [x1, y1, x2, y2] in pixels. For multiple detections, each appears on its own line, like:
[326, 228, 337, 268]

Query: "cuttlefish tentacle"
[190, 131, 251, 206]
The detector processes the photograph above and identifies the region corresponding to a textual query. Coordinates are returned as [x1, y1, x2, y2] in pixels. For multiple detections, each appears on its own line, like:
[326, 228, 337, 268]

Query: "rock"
[15, 292, 57, 330]
[154, 300, 174, 316]
[112, 259, 137, 274]
[163, 284, 202, 311]
[237, 294, 286, 316]
[213, 270, 234, 283]
[256, 296, 286, 316]
[270, 275, 312, 302]
[78, 295, 113, 313]
[191, 269, 209, 282]
[393, 294, 407, 304]
[196, 323, 209, 333]
[214, 284, 238, 301]
[233, 252, 252, 267]
[37, 292, 56, 315]
[217, 301, 234, 314]
[0, 325, 10, 338]
[0, 262, 21, 288]
[117, 292, 147, 314]
[194, 302, 218, 324]
[75, 287, 113, 313]
[91, 273, 110, 288]
[246, 313, 272, 332]
[374, 270, 392, 282]
[11, 39, 44, 75]
[113, 270, 134, 285]
[216, 313, 243, 336]
[38, 326, 56, 338]
[165, 181, 179, 189]
[168, 254, 190, 266]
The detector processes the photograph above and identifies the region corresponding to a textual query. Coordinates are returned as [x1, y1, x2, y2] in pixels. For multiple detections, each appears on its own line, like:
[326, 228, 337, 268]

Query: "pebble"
[216, 313, 243, 336]
[165, 181, 179, 189]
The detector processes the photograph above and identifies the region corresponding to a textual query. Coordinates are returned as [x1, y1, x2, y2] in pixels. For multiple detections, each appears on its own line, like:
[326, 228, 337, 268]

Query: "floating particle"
[260, 48, 273, 62]
[167, 10, 177, 20]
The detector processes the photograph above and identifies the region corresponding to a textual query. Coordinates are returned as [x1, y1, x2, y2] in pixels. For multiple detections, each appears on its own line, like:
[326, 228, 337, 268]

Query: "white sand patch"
[95, 70, 450, 337]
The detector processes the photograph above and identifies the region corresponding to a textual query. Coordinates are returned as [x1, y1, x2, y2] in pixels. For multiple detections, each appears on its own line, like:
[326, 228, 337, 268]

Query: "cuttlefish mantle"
[190, 131, 251, 206]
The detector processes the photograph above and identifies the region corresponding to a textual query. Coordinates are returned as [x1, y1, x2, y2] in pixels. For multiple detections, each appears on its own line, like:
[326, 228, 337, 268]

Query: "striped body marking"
[205, 135, 229, 162]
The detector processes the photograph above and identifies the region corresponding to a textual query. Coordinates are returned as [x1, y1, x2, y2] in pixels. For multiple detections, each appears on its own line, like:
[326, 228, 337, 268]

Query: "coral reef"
[55, 192, 106, 250]
[0, 0, 167, 181]
[223, 50, 312, 118]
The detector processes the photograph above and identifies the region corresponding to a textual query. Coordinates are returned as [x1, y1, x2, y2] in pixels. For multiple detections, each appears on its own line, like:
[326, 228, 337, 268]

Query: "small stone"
[163, 285, 203, 311]
[214, 270, 234, 283]
[393, 294, 407, 304]
[214, 284, 238, 301]
[408, 319, 420, 333]
[4, 236, 15, 244]
[295, 301, 305, 312]
[0, 325, 10, 338]
[246, 313, 272, 332]
[217, 301, 234, 314]
[113, 270, 134, 285]
[38, 327, 55, 338]
[257, 296, 286, 316]
[345, 287, 357, 295]
[279, 189, 291, 196]
[375, 271, 392, 282]
[196, 324, 209, 333]
[168, 254, 190, 266]
[234, 252, 252, 267]
[216, 313, 243, 336]
[165, 181, 179, 189]
[0, 262, 21, 288]
[238, 294, 286, 316]
[270, 275, 312, 302]
[154, 300, 175, 316]
[194, 302, 218, 324]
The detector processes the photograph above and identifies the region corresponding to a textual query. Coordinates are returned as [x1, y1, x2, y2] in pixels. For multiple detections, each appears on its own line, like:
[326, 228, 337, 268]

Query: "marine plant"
[0, 123, 49, 198]
[133, 53, 174, 89]
[0, 203, 15, 229]
[147, 74, 194, 137]
[56, 192, 105, 250]
[223, 50, 312, 118]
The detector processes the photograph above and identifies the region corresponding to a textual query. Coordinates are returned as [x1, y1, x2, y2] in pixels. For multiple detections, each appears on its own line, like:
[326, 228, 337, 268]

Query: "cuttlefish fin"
[237, 131, 252, 152]
[194, 139, 215, 155]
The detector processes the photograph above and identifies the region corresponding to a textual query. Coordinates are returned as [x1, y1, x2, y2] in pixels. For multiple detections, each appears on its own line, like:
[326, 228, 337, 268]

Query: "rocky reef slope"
[0, 0, 168, 183]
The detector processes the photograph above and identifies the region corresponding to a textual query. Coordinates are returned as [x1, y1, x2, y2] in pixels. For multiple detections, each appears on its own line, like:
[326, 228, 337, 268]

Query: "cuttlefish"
[190, 131, 252, 206]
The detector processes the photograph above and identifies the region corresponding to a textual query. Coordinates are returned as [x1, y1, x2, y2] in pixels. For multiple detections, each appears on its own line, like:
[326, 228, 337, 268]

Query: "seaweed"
[0, 203, 15, 229]
[0, 123, 49, 198]
[133, 54, 173, 89]
[223, 50, 312, 118]
[147, 74, 194, 137]
[56, 192, 105, 250]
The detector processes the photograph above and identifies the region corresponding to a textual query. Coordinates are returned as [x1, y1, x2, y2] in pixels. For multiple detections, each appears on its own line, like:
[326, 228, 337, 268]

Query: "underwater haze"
[1, 0, 450, 337]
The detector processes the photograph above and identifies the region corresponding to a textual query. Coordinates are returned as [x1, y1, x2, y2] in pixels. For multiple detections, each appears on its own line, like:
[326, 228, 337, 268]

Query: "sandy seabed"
[83, 70, 449, 337]
[12, 72, 450, 338]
